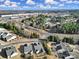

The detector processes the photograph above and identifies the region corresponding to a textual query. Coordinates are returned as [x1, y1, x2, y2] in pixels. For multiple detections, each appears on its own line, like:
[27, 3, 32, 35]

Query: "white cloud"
[41, 5, 51, 9]
[66, 0, 73, 3]
[22, 6, 31, 8]
[45, 0, 53, 4]
[60, 0, 67, 2]
[59, 4, 64, 6]
[66, 0, 79, 4]
[73, 1, 79, 3]
[35, 4, 58, 9]
[45, 0, 58, 5]
[4, 0, 18, 7]
[26, 0, 35, 5]
[4, 0, 11, 6]
[11, 2, 18, 7]
[0, 5, 6, 7]
[60, 0, 79, 4]
[36, 4, 51, 9]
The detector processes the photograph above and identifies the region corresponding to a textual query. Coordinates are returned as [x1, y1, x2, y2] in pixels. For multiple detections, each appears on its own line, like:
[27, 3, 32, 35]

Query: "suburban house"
[55, 44, 62, 51]
[23, 44, 33, 55]
[0, 32, 11, 39]
[32, 42, 45, 54]
[0, 32, 16, 41]
[3, 46, 18, 58]
[0, 32, 4, 38]
[65, 55, 74, 59]
[22, 42, 45, 55]
[3, 35, 16, 42]
[51, 41, 74, 59]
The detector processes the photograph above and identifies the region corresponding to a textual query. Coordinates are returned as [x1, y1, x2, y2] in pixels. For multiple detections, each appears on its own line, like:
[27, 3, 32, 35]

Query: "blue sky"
[0, 0, 79, 10]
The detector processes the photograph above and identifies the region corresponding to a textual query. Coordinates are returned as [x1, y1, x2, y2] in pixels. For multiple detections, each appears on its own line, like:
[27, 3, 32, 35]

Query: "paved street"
[0, 38, 39, 50]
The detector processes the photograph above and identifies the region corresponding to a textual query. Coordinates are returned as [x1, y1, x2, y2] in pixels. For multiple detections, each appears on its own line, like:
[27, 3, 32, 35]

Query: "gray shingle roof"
[32, 42, 45, 54]
[23, 44, 32, 54]
[5, 35, 13, 40]
[1, 32, 8, 38]
[23, 42, 45, 54]
[4, 46, 17, 57]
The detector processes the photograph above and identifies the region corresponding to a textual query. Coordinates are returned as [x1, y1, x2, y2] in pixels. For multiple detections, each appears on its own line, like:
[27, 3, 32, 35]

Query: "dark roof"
[32, 42, 45, 54]
[58, 51, 70, 59]
[0, 32, 4, 38]
[56, 45, 62, 51]
[4, 46, 17, 57]
[0, 32, 3, 35]
[56, 41, 60, 45]
[58, 53, 65, 58]
[70, 58, 74, 59]
[23, 44, 32, 54]
[1, 32, 8, 38]
[63, 51, 70, 57]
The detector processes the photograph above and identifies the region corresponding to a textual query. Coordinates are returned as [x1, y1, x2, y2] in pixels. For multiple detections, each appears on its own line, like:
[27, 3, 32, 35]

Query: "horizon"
[0, 0, 79, 10]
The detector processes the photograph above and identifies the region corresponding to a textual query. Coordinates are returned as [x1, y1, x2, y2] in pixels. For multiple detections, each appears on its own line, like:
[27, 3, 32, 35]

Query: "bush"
[43, 42, 51, 55]
[0, 23, 21, 36]
[43, 56, 47, 59]
[62, 37, 74, 44]
[62, 22, 79, 34]
[30, 32, 39, 38]
[47, 35, 60, 42]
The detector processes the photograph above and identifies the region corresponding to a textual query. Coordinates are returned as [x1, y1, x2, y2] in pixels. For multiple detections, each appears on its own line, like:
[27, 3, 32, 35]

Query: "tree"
[62, 37, 74, 44]
[30, 32, 39, 38]
[43, 56, 48, 59]
[29, 16, 36, 27]
[21, 20, 25, 23]
[62, 22, 79, 34]
[43, 42, 51, 55]
[21, 54, 34, 59]
[47, 35, 60, 42]
[36, 14, 47, 29]
[76, 40, 79, 45]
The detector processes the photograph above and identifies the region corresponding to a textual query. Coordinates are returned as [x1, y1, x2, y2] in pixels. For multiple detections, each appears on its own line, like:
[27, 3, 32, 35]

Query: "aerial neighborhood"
[0, 10, 79, 59]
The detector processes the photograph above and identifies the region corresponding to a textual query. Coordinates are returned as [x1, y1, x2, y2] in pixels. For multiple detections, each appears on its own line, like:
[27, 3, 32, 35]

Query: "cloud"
[4, 0, 18, 7]
[73, 1, 79, 4]
[0, 5, 6, 7]
[0, 0, 79, 10]
[60, 0, 67, 2]
[4, 0, 11, 6]
[65, 0, 79, 4]
[66, 0, 73, 3]
[35, 4, 58, 10]
[23, 6, 31, 8]
[11, 2, 18, 7]
[60, 0, 79, 4]
[45, 0, 58, 5]
[35, 3, 55, 9]
[26, 0, 35, 5]
[59, 4, 64, 6]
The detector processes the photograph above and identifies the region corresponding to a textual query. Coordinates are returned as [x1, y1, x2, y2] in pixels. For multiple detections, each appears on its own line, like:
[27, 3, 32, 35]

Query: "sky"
[0, 0, 79, 10]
